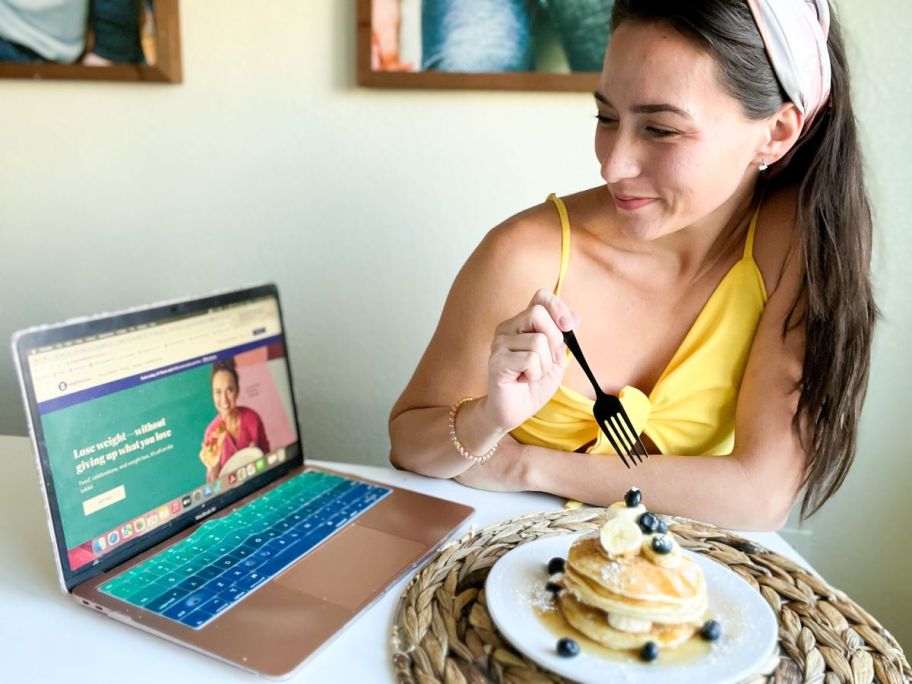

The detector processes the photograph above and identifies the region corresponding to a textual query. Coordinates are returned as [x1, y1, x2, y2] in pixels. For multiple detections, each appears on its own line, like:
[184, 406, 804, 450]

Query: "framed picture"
[0, 0, 181, 83]
[357, 0, 613, 91]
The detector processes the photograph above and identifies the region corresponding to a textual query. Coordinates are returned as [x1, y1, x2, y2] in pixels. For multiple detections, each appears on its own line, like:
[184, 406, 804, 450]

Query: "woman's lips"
[612, 194, 657, 211]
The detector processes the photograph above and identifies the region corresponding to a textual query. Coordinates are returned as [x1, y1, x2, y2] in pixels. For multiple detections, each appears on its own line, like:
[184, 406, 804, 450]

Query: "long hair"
[611, 0, 877, 520]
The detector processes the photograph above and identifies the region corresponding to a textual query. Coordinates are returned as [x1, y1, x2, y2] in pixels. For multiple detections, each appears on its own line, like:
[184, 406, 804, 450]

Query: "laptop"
[11, 283, 473, 678]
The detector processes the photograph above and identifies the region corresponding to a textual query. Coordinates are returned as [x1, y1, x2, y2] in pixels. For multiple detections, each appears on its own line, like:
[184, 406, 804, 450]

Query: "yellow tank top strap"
[547, 193, 572, 296]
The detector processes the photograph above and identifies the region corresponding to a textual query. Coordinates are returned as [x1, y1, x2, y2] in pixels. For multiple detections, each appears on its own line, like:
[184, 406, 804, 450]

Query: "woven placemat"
[390, 508, 910, 684]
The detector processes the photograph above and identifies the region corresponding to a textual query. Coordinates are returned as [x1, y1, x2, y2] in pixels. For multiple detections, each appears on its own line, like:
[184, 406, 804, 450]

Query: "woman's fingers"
[528, 288, 579, 332]
[495, 304, 560, 350]
[495, 290, 579, 357]
[485, 291, 580, 425]
[492, 332, 556, 374]
[490, 350, 544, 383]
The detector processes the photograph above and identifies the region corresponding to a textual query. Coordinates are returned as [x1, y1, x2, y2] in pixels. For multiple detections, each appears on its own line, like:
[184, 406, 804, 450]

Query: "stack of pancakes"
[558, 506, 708, 651]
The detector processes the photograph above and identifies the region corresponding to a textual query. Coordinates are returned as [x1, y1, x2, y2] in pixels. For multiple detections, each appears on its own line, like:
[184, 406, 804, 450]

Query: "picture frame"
[0, 0, 182, 84]
[357, 0, 608, 92]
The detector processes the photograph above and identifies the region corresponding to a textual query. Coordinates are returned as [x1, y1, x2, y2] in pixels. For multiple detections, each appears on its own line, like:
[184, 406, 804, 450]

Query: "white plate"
[485, 532, 778, 684]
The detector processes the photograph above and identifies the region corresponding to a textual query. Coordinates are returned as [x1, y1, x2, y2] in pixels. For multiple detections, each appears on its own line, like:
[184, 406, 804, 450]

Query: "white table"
[0, 434, 811, 682]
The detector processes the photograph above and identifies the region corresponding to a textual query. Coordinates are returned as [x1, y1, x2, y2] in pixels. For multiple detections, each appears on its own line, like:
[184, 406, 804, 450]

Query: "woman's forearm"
[390, 404, 796, 531]
[389, 398, 509, 479]
[522, 445, 794, 531]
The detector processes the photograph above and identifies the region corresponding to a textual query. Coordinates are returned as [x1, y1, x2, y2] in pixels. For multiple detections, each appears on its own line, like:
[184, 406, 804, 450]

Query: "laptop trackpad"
[275, 523, 427, 610]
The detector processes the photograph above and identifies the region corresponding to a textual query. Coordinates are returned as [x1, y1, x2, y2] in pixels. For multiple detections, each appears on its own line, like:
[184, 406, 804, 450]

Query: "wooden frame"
[0, 0, 182, 84]
[356, 0, 600, 92]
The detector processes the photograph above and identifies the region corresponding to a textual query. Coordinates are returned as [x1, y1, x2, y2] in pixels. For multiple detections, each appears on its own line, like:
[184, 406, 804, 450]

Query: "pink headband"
[746, 0, 832, 134]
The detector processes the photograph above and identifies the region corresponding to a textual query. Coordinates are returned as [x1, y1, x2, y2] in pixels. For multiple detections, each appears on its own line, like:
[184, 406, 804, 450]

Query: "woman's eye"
[647, 126, 677, 138]
[595, 114, 617, 125]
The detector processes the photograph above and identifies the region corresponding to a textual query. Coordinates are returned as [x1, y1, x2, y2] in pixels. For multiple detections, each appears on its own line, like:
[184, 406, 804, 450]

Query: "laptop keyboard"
[99, 470, 391, 629]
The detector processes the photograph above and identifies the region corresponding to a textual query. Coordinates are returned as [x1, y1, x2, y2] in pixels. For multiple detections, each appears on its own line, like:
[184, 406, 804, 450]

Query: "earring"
[758, 159, 769, 172]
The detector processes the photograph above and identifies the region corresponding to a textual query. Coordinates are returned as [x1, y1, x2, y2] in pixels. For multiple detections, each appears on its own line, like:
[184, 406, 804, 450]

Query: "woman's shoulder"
[483, 196, 562, 251]
[755, 183, 802, 297]
[464, 195, 565, 290]
[446, 188, 608, 320]
[236, 406, 262, 422]
[473, 189, 602, 273]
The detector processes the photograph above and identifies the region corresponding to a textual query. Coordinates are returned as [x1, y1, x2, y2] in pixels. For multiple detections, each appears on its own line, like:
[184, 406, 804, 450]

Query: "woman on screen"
[199, 358, 270, 483]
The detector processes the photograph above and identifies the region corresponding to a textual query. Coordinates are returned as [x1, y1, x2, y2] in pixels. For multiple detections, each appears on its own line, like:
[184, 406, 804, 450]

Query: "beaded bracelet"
[448, 396, 500, 466]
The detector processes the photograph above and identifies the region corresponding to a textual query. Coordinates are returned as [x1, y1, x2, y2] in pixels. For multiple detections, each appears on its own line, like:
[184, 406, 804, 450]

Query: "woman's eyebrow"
[593, 90, 693, 120]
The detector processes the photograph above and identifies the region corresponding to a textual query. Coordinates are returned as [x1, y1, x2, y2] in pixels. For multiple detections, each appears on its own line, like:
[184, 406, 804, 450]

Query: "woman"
[389, 0, 876, 531]
[200, 358, 270, 483]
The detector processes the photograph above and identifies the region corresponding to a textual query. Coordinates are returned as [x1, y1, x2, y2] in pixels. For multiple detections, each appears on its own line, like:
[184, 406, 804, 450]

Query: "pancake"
[566, 536, 706, 604]
[558, 592, 698, 650]
[563, 565, 707, 624]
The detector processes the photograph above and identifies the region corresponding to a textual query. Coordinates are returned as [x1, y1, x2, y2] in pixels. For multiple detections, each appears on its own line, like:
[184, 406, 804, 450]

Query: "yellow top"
[510, 193, 768, 457]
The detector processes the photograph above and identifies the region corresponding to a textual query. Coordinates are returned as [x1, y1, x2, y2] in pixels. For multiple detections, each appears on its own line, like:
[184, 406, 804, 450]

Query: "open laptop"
[11, 283, 473, 678]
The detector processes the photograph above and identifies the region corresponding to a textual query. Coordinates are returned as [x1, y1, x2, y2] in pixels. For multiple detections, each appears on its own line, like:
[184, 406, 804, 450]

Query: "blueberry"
[556, 637, 580, 657]
[700, 619, 722, 641]
[640, 641, 659, 662]
[651, 534, 673, 554]
[638, 512, 659, 534]
[545, 581, 562, 594]
[547, 557, 566, 575]
[655, 519, 668, 535]
[624, 487, 642, 507]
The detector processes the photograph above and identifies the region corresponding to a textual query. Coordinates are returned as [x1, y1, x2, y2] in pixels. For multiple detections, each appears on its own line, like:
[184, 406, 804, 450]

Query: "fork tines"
[602, 409, 649, 468]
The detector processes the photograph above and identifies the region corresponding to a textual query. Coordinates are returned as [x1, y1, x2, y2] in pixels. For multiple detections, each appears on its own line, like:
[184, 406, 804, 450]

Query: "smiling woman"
[388, 0, 876, 531]
[199, 358, 270, 485]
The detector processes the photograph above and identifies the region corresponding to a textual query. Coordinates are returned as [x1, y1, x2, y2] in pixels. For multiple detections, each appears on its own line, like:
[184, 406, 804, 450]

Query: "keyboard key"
[217, 585, 247, 604]
[199, 595, 230, 615]
[146, 588, 186, 613]
[195, 565, 223, 581]
[163, 592, 211, 621]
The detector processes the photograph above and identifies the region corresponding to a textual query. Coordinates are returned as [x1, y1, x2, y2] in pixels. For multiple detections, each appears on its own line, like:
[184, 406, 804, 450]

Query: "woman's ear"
[757, 102, 803, 166]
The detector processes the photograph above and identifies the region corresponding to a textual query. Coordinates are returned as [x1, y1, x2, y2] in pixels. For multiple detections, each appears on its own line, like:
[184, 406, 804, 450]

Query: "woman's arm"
[390, 207, 569, 477]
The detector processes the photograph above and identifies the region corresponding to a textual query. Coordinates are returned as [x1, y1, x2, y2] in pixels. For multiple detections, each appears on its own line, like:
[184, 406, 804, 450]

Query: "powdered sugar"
[600, 559, 633, 587]
[529, 582, 558, 612]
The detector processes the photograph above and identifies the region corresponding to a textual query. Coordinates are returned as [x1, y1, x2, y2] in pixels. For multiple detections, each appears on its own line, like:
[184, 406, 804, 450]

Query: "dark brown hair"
[211, 358, 239, 388]
[611, 0, 877, 519]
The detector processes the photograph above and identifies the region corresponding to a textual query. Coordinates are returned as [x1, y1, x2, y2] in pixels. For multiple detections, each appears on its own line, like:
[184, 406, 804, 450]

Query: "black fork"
[562, 330, 650, 468]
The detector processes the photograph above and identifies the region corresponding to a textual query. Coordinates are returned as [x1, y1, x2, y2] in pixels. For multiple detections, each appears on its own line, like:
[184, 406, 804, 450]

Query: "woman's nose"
[599, 131, 642, 184]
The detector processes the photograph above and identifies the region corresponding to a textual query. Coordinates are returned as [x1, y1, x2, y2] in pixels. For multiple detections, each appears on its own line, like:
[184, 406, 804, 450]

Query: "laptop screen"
[16, 287, 302, 587]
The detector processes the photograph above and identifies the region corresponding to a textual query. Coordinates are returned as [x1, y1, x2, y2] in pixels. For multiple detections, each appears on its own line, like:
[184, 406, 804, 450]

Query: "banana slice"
[604, 501, 646, 524]
[599, 517, 643, 558]
[641, 533, 683, 568]
[607, 612, 653, 634]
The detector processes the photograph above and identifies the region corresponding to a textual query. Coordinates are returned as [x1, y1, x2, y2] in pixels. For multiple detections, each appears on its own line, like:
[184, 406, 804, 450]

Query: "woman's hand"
[200, 421, 226, 469]
[199, 444, 219, 469]
[483, 289, 579, 432]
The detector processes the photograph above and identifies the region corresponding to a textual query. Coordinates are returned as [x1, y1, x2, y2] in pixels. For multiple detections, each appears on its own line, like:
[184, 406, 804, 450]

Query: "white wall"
[0, 0, 908, 651]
